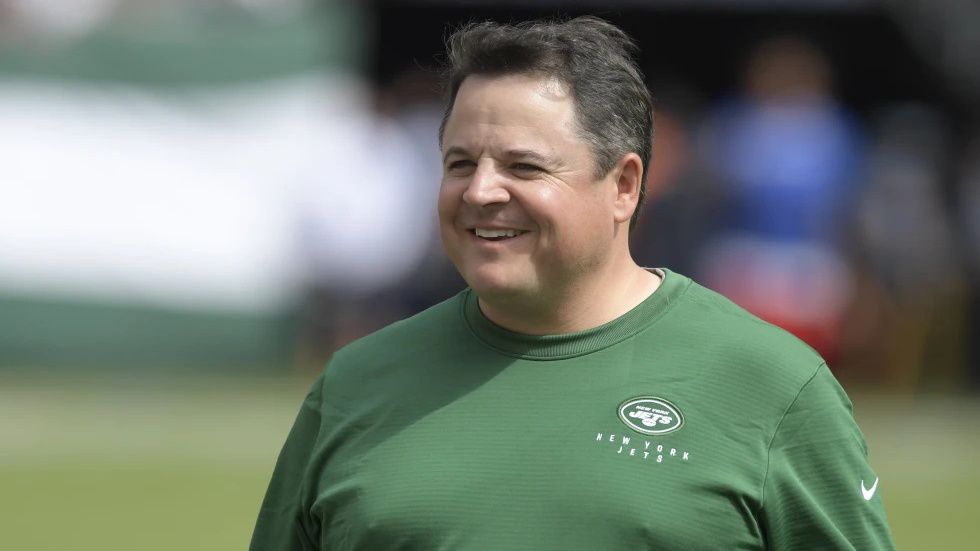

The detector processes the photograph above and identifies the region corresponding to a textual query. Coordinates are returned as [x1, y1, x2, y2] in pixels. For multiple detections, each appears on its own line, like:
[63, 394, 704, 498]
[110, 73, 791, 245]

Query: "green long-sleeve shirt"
[251, 269, 894, 550]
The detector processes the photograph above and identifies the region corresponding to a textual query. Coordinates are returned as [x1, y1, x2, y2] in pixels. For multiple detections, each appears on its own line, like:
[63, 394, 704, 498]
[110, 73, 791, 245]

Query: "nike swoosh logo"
[861, 477, 879, 501]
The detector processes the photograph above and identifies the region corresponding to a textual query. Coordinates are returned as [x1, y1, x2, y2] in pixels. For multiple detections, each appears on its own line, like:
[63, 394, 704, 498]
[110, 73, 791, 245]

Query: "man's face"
[438, 74, 620, 304]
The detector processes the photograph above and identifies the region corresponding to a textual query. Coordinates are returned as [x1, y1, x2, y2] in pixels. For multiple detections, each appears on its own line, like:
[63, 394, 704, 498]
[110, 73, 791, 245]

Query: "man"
[251, 17, 895, 550]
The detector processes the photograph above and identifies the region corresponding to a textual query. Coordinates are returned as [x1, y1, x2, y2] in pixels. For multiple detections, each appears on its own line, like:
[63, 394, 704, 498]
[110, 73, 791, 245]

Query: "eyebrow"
[442, 146, 469, 164]
[503, 149, 551, 165]
[442, 146, 552, 166]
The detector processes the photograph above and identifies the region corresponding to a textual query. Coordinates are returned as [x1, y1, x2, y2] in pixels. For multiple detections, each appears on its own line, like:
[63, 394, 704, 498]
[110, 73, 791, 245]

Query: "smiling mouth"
[470, 228, 528, 241]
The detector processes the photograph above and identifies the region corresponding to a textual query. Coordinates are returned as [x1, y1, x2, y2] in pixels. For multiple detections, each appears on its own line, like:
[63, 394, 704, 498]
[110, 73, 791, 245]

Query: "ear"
[610, 152, 644, 225]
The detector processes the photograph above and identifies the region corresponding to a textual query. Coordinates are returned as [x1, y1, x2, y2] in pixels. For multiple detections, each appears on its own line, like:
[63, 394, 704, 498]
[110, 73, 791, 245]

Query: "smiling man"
[438, 72, 659, 334]
[251, 17, 895, 550]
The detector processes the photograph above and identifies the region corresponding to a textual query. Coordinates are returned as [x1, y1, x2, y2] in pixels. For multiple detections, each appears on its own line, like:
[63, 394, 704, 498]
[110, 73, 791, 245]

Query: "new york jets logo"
[618, 397, 684, 435]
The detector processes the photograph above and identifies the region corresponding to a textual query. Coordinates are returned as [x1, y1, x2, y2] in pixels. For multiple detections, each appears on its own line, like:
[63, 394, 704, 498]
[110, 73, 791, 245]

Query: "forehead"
[457, 72, 570, 104]
[442, 74, 587, 154]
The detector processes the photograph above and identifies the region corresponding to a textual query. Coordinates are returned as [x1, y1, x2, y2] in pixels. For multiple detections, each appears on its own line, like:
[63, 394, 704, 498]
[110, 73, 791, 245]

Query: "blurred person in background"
[846, 105, 968, 390]
[375, 67, 468, 313]
[294, 68, 465, 369]
[955, 133, 980, 388]
[697, 35, 866, 365]
[252, 17, 893, 550]
[293, 98, 436, 368]
[631, 82, 719, 276]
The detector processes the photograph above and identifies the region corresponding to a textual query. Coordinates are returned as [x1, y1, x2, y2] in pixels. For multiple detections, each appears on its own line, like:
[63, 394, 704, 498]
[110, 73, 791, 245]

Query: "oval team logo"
[618, 397, 684, 435]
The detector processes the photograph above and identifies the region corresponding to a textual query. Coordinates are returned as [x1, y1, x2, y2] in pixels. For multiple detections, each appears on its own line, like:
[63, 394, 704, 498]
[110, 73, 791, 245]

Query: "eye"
[445, 159, 476, 174]
[511, 163, 543, 175]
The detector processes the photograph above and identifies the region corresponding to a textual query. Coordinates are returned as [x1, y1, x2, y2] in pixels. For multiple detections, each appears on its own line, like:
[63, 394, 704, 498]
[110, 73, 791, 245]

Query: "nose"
[462, 161, 510, 207]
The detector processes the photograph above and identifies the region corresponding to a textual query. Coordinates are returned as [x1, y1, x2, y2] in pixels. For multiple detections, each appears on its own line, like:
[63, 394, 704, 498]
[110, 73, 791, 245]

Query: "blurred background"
[1, 0, 978, 549]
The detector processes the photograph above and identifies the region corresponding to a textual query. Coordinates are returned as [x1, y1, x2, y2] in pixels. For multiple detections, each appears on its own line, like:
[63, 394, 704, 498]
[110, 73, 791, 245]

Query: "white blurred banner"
[0, 73, 434, 313]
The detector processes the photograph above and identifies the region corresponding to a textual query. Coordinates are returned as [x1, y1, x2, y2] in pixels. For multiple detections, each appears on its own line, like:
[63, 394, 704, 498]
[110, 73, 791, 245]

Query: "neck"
[478, 261, 662, 335]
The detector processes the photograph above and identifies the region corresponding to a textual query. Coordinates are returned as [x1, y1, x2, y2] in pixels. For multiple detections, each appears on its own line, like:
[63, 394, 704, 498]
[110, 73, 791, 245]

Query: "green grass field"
[1, 373, 977, 550]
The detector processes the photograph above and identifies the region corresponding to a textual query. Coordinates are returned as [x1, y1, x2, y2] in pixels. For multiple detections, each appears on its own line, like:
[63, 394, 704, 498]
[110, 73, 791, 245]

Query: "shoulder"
[657, 271, 825, 403]
[322, 289, 472, 384]
[671, 274, 821, 366]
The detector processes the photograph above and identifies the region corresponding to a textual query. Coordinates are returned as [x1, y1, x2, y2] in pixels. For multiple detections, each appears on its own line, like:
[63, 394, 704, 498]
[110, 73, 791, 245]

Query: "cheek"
[437, 183, 466, 259]
[519, 187, 561, 229]
[437, 182, 460, 223]
[529, 187, 599, 232]
[539, 192, 612, 254]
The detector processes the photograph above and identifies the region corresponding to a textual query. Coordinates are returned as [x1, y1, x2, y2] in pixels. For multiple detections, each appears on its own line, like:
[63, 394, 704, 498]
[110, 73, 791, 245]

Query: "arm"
[761, 363, 895, 550]
[249, 374, 325, 551]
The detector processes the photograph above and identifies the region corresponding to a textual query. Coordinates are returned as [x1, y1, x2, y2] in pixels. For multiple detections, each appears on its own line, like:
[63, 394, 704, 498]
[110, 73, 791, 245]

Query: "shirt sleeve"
[761, 363, 895, 550]
[249, 374, 325, 551]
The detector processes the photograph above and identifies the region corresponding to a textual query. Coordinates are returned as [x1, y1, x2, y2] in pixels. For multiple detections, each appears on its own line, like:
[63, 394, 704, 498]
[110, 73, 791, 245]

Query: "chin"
[462, 264, 534, 298]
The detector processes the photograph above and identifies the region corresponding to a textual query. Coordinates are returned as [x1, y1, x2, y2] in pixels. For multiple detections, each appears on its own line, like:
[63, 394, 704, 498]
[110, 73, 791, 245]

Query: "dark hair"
[439, 16, 654, 230]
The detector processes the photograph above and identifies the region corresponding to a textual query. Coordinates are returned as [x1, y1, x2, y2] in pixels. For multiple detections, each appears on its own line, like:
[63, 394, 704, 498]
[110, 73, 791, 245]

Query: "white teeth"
[475, 228, 523, 238]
